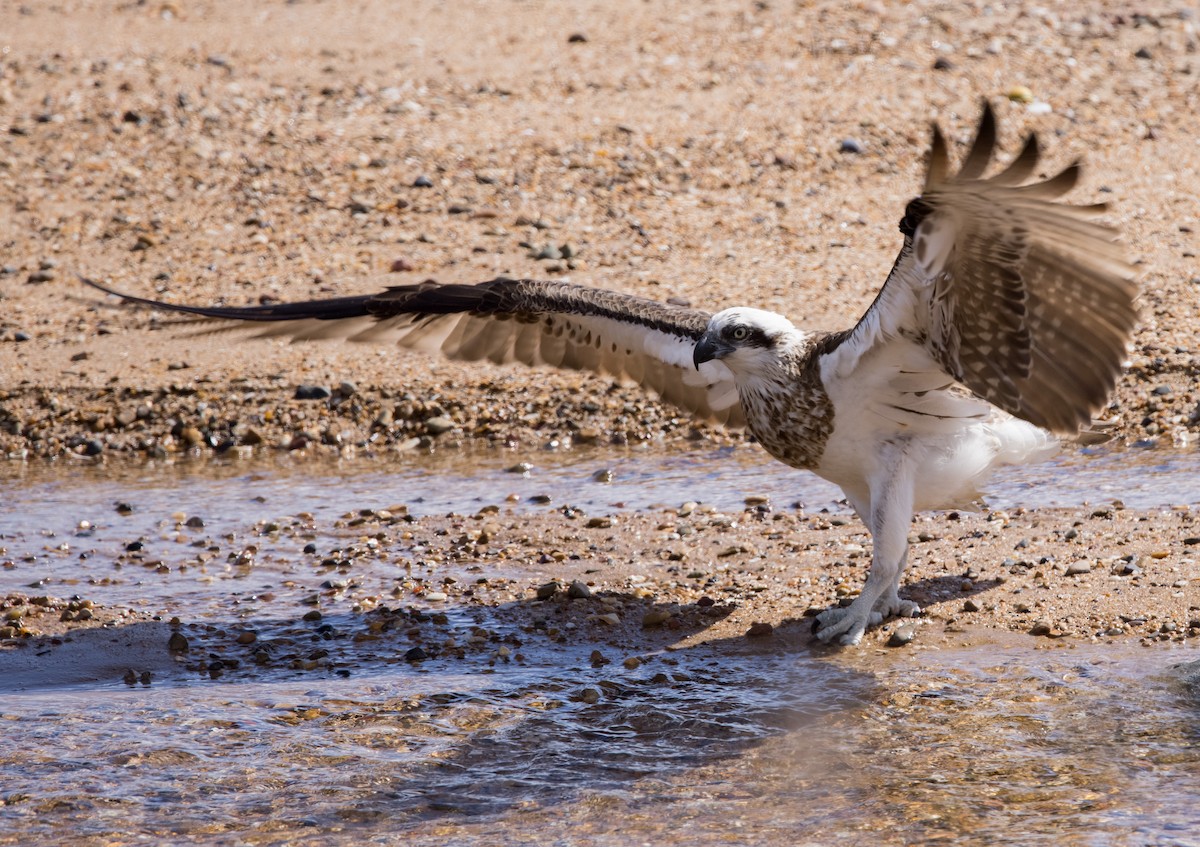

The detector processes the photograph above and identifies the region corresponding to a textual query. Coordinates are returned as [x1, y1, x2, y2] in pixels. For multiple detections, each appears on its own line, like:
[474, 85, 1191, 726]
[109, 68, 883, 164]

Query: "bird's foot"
[813, 593, 920, 646]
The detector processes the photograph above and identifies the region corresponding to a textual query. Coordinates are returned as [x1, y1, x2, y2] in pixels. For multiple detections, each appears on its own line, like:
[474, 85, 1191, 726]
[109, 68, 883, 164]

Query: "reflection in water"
[1, 446, 1199, 845]
[3, 642, 1196, 845]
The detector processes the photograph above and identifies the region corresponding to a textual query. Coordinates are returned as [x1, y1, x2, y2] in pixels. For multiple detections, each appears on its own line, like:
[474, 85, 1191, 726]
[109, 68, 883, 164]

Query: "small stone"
[580, 687, 601, 703]
[1134, 46, 1153, 60]
[1065, 562, 1092, 576]
[586, 516, 615, 528]
[746, 622, 774, 638]
[534, 244, 563, 261]
[12, 331, 30, 342]
[623, 656, 641, 670]
[962, 599, 981, 613]
[179, 426, 205, 447]
[1007, 85, 1034, 104]
[642, 609, 672, 628]
[302, 610, 323, 622]
[425, 416, 455, 435]
[389, 258, 415, 272]
[1029, 619, 1054, 637]
[839, 138, 863, 154]
[337, 381, 357, 397]
[887, 624, 916, 647]
[404, 647, 428, 662]
[567, 580, 592, 599]
[294, 384, 331, 400]
[591, 468, 614, 483]
[167, 632, 189, 652]
[595, 612, 620, 626]
[932, 57, 954, 70]
[424, 591, 448, 602]
[412, 175, 434, 188]
[567, 32, 588, 43]
[536, 581, 560, 600]
[236, 631, 257, 645]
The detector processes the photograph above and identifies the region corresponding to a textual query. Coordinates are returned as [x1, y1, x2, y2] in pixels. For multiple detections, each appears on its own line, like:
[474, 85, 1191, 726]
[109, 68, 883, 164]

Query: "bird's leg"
[815, 440, 919, 645]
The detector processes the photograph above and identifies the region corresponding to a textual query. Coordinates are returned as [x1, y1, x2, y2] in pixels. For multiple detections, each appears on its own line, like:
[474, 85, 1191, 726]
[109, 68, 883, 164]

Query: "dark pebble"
[405, 647, 428, 662]
[567, 32, 588, 43]
[933, 57, 954, 70]
[839, 138, 863, 154]
[303, 543, 318, 554]
[413, 175, 434, 188]
[13, 331, 30, 342]
[746, 622, 774, 637]
[887, 624, 917, 647]
[1134, 46, 1153, 59]
[536, 582, 560, 600]
[294, 384, 332, 400]
[167, 632, 189, 652]
[82, 440, 104, 456]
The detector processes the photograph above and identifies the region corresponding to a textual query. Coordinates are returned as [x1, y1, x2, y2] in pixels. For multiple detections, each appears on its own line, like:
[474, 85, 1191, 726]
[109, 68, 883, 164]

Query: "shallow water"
[2, 444, 1199, 846]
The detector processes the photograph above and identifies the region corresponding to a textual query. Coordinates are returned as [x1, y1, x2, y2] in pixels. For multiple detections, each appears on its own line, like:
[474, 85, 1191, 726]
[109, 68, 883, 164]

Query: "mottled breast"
[737, 331, 844, 470]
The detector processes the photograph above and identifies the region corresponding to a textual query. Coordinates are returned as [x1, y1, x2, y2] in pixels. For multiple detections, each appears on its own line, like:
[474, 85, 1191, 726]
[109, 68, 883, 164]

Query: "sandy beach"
[2, 1, 1199, 657]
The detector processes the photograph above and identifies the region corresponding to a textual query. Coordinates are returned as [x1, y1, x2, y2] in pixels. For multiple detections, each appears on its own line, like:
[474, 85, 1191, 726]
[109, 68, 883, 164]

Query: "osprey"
[82, 103, 1137, 645]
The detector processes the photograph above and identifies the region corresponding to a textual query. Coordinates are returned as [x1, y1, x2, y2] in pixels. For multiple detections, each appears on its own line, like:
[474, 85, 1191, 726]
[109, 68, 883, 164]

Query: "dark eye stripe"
[723, 325, 772, 347]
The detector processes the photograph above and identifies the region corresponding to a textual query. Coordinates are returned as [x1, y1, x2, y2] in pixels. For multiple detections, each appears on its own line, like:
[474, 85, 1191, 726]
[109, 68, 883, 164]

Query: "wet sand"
[2, 2, 1199, 685]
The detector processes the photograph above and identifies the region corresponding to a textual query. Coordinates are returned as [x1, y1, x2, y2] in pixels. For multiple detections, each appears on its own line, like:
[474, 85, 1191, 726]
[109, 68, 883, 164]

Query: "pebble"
[623, 657, 641, 670]
[1065, 562, 1092, 576]
[591, 468, 615, 483]
[424, 591, 448, 602]
[567, 580, 592, 599]
[536, 581, 560, 600]
[293, 385, 331, 400]
[594, 613, 620, 626]
[1007, 85, 1035, 103]
[642, 609, 672, 628]
[1029, 619, 1054, 637]
[586, 516, 615, 528]
[887, 624, 916, 647]
[167, 632, 189, 652]
[405, 647, 428, 661]
[412, 175, 434, 188]
[580, 687, 601, 704]
[839, 138, 863, 154]
[424, 416, 455, 435]
[746, 622, 773, 638]
[962, 599, 981, 613]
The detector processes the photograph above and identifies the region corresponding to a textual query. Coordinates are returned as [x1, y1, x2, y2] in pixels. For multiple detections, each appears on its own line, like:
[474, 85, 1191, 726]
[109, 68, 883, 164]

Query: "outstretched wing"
[80, 276, 744, 427]
[823, 102, 1138, 434]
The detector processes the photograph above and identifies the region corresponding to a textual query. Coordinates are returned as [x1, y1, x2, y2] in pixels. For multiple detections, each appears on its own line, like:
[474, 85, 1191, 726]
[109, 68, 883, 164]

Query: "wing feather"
[826, 101, 1137, 434]
[80, 275, 744, 427]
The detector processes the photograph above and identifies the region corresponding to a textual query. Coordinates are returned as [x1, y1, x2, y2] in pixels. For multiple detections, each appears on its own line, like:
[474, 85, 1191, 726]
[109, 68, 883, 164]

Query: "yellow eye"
[730, 326, 750, 341]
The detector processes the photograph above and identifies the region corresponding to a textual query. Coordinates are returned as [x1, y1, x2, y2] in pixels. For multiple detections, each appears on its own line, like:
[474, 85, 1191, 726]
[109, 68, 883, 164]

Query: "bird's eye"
[729, 326, 750, 341]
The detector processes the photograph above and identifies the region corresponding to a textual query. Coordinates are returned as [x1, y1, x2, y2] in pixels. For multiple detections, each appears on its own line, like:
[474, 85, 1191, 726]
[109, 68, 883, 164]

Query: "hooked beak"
[693, 334, 726, 370]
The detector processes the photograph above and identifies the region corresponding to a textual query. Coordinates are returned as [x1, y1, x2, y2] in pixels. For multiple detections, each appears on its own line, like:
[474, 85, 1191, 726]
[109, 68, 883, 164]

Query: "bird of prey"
[82, 102, 1137, 645]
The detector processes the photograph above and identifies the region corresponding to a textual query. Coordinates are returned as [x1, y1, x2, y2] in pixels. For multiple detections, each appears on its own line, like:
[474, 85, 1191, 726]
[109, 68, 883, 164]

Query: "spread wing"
[823, 102, 1138, 434]
[80, 276, 744, 427]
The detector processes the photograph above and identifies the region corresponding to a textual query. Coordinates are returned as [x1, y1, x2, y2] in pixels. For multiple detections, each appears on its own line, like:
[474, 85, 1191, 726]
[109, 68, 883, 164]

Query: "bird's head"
[693, 308, 799, 375]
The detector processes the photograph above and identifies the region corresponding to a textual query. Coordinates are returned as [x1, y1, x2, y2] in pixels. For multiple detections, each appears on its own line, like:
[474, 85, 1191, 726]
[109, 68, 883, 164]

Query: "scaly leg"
[815, 439, 919, 645]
